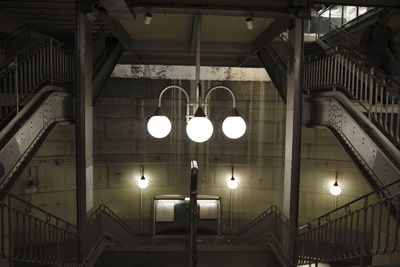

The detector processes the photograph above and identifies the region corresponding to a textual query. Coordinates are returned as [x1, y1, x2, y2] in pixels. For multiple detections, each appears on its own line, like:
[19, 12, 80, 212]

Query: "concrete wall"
[11, 68, 372, 234]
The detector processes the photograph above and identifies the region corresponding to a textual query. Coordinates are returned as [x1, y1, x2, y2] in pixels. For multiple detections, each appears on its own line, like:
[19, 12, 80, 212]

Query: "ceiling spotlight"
[144, 12, 152, 25]
[246, 17, 254, 30]
[186, 107, 214, 143]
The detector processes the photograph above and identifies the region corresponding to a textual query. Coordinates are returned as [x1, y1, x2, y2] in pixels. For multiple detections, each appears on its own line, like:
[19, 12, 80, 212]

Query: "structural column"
[283, 15, 304, 262]
[76, 2, 94, 230]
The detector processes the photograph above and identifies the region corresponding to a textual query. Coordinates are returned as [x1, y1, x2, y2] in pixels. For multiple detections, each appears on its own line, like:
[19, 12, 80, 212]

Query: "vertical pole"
[283, 14, 304, 265]
[140, 188, 143, 234]
[189, 161, 198, 267]
[76, 1, 94, 262]
[230, 189, 233, 235]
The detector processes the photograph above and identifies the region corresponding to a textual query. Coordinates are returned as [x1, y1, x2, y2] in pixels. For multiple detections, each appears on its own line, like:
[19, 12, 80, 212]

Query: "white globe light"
[138, 177, 149, 189]
[330, 182, 342, 196]
[222, 116, 246, 139]
[147, 115, 171, 138]
[227, 177, 238, 189]
[186, 116, 213, 143]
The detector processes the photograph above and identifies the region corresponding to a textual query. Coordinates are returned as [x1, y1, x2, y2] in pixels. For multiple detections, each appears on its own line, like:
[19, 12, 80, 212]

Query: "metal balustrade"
[0, 193, 78, 266]
[297, 180, 400, 265]
[0, 192, 142, 266]
[230, 206, 295, 266]
[304, 46, 400, 147]
[0, 38, 75, 127]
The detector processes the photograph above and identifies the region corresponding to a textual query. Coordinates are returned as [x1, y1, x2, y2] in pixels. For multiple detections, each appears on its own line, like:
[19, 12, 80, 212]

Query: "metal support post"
[75, 2, 95, 259]
[230, 189, 233, 235]
[140, 188, 143, 234]
[189, 161, 198, 267]
[283, 15, 304, 265]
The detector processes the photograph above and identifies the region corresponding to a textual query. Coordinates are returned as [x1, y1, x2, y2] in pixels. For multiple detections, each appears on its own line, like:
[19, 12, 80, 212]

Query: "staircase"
[0, 35, 122, 194]
[0, 192, 142, 267]
[258, 17, 400, 195]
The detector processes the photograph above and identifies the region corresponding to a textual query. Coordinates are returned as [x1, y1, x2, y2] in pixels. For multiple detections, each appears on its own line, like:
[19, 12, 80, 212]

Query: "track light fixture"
[246, 17, 254, 30]
[144, 12, 152, 25]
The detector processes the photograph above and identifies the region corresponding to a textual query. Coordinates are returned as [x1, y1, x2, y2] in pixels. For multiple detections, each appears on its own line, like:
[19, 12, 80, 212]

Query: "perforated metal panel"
[0, 91, 73, 190]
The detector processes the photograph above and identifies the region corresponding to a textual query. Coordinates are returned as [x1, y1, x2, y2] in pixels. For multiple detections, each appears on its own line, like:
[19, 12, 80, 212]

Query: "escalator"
[0, 37, 123, 194]
[258, 33, 400, 194]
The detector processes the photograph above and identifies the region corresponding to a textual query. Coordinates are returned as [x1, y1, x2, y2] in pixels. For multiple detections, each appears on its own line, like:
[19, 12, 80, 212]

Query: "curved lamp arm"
[158, 85, 190, 107]
[204, 85, 236, 108]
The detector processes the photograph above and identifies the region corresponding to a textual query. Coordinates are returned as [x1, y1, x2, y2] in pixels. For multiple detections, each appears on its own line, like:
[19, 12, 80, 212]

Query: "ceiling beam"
[119, 53, 262, 67]
[315, 0, 400, 7]
[132, 40, 252, 54]
[98, 16, 133, 52]
[127, 5, 293, 19]
[239, 17, 289, 66]
[99, 0, 135, 19]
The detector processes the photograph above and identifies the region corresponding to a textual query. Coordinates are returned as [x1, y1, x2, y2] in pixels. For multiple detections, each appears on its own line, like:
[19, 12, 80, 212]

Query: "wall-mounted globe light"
[138, 165, 149, 189]
[222, 108, 246, 139]
[147, 108, 172, 138]
[186, 107, 213, 143]
[329, 181, 342, 196]
[227, 176, 238, 189]
[138, 176, 149, 189]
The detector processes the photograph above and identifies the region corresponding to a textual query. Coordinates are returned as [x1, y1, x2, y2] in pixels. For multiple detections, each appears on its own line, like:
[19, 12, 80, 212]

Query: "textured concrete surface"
[10, 75, 372, 233]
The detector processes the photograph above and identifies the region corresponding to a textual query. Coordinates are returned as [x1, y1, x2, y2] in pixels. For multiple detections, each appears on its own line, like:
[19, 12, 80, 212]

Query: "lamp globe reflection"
[147, 109, 172, 138]
[227, 177, 238, 189]
[186, 107, 213, 143]
[329, 181, 342, 196]
[138, 176, 149, 189]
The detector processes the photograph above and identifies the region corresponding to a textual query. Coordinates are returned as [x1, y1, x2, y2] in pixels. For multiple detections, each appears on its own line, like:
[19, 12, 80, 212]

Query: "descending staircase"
[258, 23, 400, 195]
[0, 36, 122, 194]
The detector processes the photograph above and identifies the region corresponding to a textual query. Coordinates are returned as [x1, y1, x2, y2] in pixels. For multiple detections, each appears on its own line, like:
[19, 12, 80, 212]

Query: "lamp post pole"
[189, 160, 198, 267]
[140, 187, 143, 234]
[229, 189, 233, 235]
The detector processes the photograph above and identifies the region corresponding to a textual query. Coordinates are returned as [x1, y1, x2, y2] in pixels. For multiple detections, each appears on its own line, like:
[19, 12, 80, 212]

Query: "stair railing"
[0, 24, 31, 49]
[297, 179, 400, 265]
[230, 206, 295, 266]
[304, 46, 400, 147]
[0, 192, 142, 266]
[80, 204, 142, 265]
[0, 38, 75, 127]
[0, 192, 79, 266]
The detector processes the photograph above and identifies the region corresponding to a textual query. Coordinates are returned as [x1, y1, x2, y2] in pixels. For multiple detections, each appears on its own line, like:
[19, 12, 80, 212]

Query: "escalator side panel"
[305, 94, 400, 193]
[0, 91, 73, 190]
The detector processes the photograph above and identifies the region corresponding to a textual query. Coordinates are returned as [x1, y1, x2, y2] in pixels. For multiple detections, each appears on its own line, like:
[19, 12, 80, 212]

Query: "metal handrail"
[4, 191, 77, 230]
[314, 13, 399, 88]
[230, 205, 295, 266]
[0, 192, 142, 266]
[297, 187, 400, 264]
[299, 179, 400, 230]
[304, 46, 400, 147]
[0, 23, 30, 48]
[80, 204, 142, 265]
[231, 205, 284, 240]
[0, 37, 75, 127]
